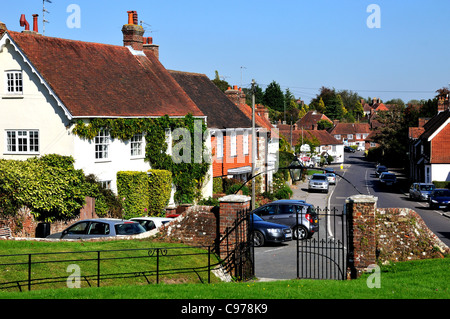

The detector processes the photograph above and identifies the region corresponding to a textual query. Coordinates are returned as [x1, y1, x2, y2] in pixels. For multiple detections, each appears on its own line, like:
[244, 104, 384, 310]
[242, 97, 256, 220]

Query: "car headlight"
[267, 228, 282, 235]
[431, 200, 438, 203]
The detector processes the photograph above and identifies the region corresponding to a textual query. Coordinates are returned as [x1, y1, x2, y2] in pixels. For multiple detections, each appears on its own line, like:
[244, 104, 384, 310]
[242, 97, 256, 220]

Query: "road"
[254, 151, 450, 280]
[329, 151, 450, 248]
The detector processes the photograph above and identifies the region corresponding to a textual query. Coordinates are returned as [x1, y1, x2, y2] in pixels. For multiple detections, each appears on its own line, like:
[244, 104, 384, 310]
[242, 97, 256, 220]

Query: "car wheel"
[293, 225, 308, 240]
[251, 231, 265, 247]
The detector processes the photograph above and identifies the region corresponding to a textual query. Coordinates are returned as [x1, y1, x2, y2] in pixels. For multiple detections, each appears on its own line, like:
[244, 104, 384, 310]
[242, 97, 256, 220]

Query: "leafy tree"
[263, 81, 285, 112]
[317, 119, 333, 130]
[325, 94, 345, 120]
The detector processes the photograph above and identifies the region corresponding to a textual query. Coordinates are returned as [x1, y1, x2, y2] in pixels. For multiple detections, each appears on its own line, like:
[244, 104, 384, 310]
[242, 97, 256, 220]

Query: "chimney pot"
[122, 11, 144, 51]
[19, 14, 30, 31]
[32, 14, 39, 33]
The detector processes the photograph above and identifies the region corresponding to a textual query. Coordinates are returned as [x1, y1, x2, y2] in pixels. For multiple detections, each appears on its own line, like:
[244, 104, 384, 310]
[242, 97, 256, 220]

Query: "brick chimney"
[122, 11, 144, 51]
[225, 85, 246, 106]
[143, 36, 159, 59]
[437, 95, 449, 113]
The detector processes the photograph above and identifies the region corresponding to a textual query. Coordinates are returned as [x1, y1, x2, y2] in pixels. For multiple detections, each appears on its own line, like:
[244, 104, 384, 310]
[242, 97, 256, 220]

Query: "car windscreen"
[382, 174, 395, 180]
[115, 222, 146, 235]
[420, 185, 435, 191]
[312, 175, 327, 180]
[434, 190, 450, 196]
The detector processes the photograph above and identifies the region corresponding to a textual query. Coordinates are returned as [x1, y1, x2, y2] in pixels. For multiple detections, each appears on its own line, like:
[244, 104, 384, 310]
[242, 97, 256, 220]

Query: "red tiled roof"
[7, 31, 203, 118]
[296, 111, 332, 129]
[279, 127, 342, 146]
[329, 123, 371, 135]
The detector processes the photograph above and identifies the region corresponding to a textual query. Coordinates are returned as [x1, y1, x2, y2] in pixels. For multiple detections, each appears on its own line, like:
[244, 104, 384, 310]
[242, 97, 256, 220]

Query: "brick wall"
[346, 195, 450, 279]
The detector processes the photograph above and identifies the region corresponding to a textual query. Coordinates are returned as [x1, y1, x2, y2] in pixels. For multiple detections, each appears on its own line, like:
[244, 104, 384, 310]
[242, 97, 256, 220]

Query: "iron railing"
[0, 246, 219, 292]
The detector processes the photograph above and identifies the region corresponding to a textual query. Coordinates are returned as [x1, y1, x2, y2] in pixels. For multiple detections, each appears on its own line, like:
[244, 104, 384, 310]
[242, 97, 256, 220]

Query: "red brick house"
[409, 97, 450, 182]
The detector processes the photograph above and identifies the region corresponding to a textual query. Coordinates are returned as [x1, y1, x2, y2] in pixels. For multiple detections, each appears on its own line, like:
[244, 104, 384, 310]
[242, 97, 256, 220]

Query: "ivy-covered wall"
[72, 114, 210, 204]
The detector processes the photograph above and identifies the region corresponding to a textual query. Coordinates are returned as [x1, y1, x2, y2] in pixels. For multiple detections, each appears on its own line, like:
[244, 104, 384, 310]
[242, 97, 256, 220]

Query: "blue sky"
[2, 0, 449, 104]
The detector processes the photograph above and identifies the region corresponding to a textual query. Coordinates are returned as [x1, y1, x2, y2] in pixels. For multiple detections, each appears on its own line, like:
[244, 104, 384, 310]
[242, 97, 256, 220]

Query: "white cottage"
[0, 13, 208, 198]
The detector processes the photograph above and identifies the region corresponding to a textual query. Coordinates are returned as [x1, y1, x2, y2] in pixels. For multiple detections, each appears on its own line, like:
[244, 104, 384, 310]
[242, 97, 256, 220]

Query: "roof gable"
[5, 31, 203, 118]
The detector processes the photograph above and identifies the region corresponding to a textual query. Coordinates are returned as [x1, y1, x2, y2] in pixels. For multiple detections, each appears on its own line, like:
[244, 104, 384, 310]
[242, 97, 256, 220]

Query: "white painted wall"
[430, 164, 450, 182]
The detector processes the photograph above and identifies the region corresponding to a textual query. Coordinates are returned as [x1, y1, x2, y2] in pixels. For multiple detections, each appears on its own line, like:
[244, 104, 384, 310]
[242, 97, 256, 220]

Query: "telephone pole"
[251, 79, 256, 210]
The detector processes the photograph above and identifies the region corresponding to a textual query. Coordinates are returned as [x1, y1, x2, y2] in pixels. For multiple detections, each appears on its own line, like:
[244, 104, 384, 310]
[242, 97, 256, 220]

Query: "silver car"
[409, 183, 436, 201]
[308, 173, 329, 193]
[46, 218, 146, 239]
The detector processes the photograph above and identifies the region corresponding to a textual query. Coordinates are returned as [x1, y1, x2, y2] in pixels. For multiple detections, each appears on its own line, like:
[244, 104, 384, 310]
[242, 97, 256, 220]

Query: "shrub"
[0, 155, 86, 222]
[147, 169, 172, 216]
[117, 171, 149, 219]
[84, 174, 123, 218]
[274, 185, 293, 199]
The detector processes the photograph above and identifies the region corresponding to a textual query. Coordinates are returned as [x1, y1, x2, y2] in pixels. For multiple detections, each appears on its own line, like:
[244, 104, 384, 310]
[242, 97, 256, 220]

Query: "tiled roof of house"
[280, 127, 342, 146]
[168, 70, 252, 129]
[296, 111, 332, 129]
[329, 123, 371, 135]
[6, 31, 203, 118]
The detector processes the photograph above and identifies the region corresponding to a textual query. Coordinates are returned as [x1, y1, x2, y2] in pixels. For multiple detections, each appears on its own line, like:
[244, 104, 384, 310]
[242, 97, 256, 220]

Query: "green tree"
[211, 70, 230, 92]
[263, 81, 285, 112]
[325, 94, 345, 120]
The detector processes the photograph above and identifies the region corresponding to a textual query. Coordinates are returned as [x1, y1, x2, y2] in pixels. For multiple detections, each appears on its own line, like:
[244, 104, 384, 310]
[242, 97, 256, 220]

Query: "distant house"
[0, 12, 208, 200]
[278, 125, 344, 164]
[295, 111, 333, 130]
[328, 123, 371, 151]
[409, 97, 450, 182]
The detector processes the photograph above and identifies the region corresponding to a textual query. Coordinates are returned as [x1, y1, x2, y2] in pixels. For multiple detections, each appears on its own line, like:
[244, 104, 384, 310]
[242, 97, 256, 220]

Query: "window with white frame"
[6, 130, 39, 154]
[334, 134, 341, 140]
[95, 129, 110, 160]
[243, 130, 249, 155]
[5, 71, 23, 94]
[230, 130, 237, 157]
[347, 134, 353, 140]
[130, 133, 144, 157]
[216, 132, 223, 158]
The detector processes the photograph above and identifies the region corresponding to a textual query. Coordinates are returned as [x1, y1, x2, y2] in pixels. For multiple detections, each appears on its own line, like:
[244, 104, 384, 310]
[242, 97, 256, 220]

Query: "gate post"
[217, 195, 251, 259]
[345, 194, 378, 279]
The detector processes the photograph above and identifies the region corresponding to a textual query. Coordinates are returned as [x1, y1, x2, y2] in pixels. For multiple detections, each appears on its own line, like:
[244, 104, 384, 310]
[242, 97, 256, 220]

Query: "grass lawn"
[0, 240, 448, 300]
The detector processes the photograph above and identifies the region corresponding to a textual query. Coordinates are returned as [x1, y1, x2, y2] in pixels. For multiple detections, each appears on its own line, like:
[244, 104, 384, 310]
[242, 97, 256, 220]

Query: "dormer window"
[5, 70, 23, 95]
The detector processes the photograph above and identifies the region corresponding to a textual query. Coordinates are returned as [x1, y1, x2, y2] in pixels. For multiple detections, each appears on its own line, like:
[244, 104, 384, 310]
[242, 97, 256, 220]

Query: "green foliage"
[117, 171, 149, 219]
[0, 155, 86, 222]
[147, 169, 172, 216]
[263, 81, 285, 112]
[213, 177, 223, 194]
[274, 185, 293, 199]
[83, 174, 123, 218]
[73, 114, 210, 204]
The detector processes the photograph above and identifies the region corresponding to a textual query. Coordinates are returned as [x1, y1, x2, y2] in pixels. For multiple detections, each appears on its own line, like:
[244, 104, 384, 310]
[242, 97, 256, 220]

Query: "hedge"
[117, 170, 172, 219]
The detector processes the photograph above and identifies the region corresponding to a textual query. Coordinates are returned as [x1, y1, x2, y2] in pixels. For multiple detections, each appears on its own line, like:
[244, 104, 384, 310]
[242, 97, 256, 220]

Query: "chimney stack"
[122, 10, 144, 51]
[19, 14, 40, 35]
[225, 86, 246, 106]
[143, 36, 159, 59]
[437, 95, 449, 113]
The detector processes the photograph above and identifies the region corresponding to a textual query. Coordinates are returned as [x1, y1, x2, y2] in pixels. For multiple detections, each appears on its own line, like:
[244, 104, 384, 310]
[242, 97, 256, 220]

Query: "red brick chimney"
[225, 86, 246, 106]
[122, 11, 144, 51]
[437, 95, 449, 113]
[143, 36, 159, 59]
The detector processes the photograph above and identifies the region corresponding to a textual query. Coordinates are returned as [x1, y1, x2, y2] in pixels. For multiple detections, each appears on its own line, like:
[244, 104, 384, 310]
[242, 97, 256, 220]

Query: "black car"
[429, 189, 450, 210]
[252, 200, 319, 240]
[250, 214, 292, 247]
[344, 146, 355, 153]
[375, 165, 388, 177]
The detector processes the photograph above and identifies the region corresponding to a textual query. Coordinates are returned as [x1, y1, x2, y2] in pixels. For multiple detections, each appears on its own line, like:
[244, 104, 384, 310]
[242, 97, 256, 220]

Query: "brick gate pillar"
[217, 194, 251, 260]
[345, 194, 378, 279]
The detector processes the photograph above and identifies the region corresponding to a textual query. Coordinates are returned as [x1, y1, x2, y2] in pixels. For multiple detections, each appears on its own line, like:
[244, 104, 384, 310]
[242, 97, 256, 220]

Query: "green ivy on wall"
[72, 114, 210, 204]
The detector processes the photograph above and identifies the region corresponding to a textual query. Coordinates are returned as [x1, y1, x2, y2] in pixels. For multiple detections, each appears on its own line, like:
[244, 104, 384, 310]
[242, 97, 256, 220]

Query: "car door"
[254, 204, 278, 222]
[273, 204, 297, 228]
[62, 221, 90, 239]
[86, 221, 111, 238]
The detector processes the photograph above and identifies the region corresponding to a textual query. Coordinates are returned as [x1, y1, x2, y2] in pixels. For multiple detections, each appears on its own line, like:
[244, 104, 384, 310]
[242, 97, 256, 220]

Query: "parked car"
[344, 146, 355, 153]
[409, 183, 436, 201]
[251, 199, 319, 240]
[379, 172, 397, 186]
[250, 214, 292, 247]
[375, 165, 388, 177]
[308, 173, 329, 193]
[130, 217, 173, 231]
[46, 218, 147, 239]
[326, 172, 336, 185]
[428, 189, 450, 210]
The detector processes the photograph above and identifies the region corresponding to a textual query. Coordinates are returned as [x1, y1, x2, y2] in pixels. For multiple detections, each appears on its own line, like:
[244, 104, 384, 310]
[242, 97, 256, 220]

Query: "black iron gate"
[296, 207, 348, 280]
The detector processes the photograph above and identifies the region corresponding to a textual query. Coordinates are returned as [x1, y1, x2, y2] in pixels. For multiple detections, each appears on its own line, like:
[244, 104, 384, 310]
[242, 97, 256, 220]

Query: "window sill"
[94, 159, 112, 164]
[3, 152, 40, 156]
[2, 95, 24, 99]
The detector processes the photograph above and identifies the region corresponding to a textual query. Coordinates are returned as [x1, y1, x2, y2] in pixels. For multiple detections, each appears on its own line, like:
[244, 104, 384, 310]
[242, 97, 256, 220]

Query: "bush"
[117, 171, 149, 219]
[274, 185, 293, 199]
[0, 155, 86, 222]
[148, 169, 172, 216]
[84, 174, 123, 218]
